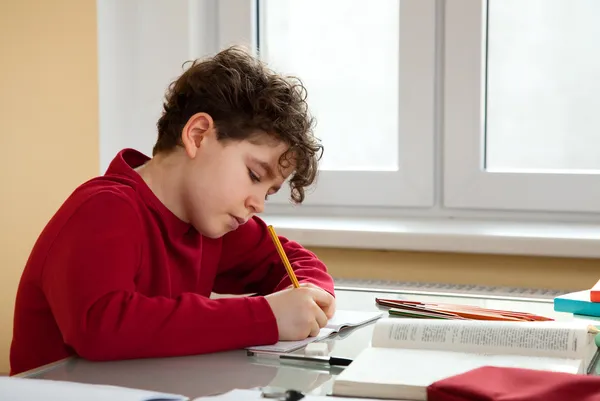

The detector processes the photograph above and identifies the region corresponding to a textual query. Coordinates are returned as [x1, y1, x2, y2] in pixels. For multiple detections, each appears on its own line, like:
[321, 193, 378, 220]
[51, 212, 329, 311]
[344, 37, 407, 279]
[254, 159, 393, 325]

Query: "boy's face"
[180, 113, 292, 238]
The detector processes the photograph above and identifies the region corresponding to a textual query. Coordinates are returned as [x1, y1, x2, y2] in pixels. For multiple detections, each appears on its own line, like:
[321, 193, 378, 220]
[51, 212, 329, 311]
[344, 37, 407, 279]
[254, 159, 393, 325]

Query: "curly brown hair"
[154, 46, 322, 204]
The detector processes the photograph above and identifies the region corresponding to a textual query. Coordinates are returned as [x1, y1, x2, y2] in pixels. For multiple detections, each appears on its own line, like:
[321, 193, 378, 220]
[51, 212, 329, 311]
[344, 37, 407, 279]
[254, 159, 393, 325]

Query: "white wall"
[97, 0, 219, 173]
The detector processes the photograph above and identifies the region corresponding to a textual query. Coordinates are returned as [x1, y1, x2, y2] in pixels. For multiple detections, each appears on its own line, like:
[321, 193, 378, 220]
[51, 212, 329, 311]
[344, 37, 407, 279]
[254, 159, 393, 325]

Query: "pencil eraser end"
[305, 343, 328, 356]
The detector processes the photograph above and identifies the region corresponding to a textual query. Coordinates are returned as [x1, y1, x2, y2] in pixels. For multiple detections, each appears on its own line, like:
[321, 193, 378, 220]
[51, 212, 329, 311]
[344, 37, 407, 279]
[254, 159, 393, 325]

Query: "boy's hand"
[283, 282, 336, 319]
[265, 286, 335, 341]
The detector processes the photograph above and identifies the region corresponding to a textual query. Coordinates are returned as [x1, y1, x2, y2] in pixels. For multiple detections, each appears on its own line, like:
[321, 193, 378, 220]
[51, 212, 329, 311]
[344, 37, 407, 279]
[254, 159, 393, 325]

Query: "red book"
[591, 279, 600, 303]
[427, 366, 600, 401]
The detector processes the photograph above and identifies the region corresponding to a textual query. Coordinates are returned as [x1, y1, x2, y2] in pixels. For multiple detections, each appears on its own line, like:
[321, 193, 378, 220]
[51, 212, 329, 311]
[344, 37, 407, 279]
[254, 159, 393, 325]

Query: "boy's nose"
[246, 195, 265, 214]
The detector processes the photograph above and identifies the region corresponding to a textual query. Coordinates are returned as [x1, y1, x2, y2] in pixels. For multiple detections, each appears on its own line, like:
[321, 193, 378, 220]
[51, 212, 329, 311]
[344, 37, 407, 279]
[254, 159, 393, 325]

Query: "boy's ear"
[181, 112, 215, 158]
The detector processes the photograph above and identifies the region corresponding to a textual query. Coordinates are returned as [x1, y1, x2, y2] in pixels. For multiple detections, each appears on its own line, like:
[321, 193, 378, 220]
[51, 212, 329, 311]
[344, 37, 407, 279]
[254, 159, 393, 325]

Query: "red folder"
[375, 298, 553, 322]
[427, 366, 600, 401]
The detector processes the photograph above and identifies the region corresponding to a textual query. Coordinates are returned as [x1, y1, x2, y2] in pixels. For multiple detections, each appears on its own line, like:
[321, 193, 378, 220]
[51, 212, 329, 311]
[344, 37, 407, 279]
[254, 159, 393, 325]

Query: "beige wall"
[309, 247, 600, 292]
[0, 1, 99, 374]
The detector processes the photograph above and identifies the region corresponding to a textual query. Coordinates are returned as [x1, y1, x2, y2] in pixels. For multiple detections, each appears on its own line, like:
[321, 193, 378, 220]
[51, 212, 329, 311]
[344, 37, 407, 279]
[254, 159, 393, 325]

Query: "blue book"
[554, 290, 600, 317]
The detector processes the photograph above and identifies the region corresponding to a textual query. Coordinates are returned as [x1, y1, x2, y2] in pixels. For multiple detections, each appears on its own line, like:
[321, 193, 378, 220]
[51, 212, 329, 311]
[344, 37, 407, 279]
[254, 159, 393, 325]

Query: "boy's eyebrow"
[251, 157, 282, 191]
[251, 157, 276, 178]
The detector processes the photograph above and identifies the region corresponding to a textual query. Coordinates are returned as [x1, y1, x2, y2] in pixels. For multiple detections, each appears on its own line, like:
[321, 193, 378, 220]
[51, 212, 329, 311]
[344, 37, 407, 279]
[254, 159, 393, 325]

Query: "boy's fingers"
[288, 283, 336, 315]
[308, 287, 335, 307]
[285, 282, 311, 290]
[309, 320, 321, 337]
[322, 298, 336, 319]
[314, 303, 328, 328]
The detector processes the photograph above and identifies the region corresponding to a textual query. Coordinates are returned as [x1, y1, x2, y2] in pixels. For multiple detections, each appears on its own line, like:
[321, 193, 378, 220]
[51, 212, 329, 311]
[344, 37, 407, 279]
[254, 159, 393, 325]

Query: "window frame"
[96, 0, 600, 258]
[444, 0, 600, 213]
[220, 0, 436, 208]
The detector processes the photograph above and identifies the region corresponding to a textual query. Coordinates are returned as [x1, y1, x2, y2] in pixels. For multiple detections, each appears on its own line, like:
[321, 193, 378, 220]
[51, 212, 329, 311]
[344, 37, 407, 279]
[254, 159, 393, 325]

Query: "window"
[262, 1, 400, 172]
[252, 0, 436, 207]
[99, 0, 600, 227]
[445, 0, 600, 213]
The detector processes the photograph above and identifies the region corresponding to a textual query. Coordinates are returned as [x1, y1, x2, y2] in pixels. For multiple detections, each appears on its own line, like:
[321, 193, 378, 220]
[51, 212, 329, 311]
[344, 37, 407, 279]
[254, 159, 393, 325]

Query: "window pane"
[485, 0, 600, 172]
[260, 0, 399, 171]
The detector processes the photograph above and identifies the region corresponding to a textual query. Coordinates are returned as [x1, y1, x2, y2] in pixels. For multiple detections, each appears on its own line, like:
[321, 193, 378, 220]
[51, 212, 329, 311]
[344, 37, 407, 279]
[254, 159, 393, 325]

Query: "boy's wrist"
[245, 296, 279, 344]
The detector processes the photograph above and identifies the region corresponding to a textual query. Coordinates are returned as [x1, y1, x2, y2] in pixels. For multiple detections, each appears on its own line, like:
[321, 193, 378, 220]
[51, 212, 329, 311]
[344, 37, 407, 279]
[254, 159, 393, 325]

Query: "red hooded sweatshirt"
[10, 149, 334, 375]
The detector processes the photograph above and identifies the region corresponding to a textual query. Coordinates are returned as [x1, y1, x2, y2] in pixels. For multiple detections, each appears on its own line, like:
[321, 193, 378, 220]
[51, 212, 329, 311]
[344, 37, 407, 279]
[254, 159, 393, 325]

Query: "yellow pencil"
[267, 225, 300, 288]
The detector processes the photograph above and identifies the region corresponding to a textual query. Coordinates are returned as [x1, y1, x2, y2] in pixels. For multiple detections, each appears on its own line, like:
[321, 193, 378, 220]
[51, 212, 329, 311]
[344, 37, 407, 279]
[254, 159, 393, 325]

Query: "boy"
[10, 47, 336, 375]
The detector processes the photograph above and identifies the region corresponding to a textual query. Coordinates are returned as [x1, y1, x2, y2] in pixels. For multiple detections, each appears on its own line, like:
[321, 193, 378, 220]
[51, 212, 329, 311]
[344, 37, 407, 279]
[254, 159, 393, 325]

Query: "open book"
[332, 318, 599, 401]
[247, 310, 384, 353]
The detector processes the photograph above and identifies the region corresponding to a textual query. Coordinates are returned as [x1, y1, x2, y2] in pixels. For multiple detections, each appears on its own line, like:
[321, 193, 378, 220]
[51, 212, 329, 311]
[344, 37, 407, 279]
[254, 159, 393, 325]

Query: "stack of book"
[554, 278, 600, 317]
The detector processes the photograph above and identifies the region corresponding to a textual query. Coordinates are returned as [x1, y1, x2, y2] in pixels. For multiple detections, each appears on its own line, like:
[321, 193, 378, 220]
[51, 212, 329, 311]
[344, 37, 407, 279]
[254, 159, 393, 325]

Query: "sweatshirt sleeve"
[213, 216, 335, 296]
[41, 193, 278, 362]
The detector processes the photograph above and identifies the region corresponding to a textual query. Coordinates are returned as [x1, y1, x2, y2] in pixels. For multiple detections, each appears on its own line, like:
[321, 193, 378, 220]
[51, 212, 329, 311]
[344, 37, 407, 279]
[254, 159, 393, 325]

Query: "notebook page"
[247, 328, 336, 353]
[0, 377, 187, 401]
[246, 310, 383, 353]
[371, 318, 591, 360]
[325, 310, 384, 331]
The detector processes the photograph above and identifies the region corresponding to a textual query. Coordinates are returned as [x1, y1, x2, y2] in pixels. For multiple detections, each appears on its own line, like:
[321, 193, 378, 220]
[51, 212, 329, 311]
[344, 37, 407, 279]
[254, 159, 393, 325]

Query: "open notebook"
[247, 310, 384, 353]
[332, 318, 599, 401]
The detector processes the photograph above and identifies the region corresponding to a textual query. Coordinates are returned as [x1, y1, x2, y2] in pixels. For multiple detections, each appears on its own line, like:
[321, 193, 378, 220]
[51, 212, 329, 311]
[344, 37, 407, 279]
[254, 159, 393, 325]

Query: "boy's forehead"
[246, 132, 296, 176]
[247, 134, 289, 157]
[247, 131, 285, 148]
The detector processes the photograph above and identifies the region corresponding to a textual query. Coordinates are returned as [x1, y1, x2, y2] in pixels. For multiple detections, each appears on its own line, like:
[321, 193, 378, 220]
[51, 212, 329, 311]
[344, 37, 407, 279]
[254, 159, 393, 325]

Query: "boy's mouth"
[228, 215, 246, 230]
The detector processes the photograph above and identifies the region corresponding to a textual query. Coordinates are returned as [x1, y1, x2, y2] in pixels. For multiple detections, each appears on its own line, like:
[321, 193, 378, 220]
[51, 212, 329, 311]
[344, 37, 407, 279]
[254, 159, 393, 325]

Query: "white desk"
[17, 289, 598, 398]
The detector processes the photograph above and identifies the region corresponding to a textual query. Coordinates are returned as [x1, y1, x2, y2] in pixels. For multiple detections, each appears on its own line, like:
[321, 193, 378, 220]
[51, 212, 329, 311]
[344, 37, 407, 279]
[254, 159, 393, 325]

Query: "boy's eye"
[248, 168, 272, 201]
[248, 169, 261, 183]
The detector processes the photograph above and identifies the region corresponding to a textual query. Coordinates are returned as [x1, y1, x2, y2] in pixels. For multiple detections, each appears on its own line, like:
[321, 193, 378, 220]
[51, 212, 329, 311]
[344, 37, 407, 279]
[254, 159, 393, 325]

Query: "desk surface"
[18, 289, 600, 398]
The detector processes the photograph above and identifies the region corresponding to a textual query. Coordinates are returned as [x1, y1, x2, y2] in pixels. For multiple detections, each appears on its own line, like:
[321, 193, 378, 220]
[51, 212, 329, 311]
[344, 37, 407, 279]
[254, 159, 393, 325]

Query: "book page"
[371, 318, 590, 359]
[332, 347, 583, 401]
[325, 310, 384, 331]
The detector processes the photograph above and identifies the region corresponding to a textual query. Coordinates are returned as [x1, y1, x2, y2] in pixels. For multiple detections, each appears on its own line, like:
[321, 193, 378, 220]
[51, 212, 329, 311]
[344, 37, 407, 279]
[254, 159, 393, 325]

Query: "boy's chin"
[193, 216, 241, 238]
[201, 229, 228, 239]
[198, 224, 235, 239]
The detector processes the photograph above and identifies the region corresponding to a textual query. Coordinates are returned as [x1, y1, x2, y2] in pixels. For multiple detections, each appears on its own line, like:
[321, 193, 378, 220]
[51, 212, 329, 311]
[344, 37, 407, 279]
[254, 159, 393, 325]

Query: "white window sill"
[265, 215, 600, 258]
